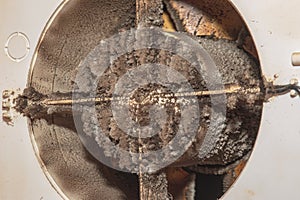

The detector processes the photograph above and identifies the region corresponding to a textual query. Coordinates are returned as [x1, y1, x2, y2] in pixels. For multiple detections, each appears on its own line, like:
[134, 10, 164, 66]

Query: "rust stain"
[246, 189, 255, 197]
[163, 12, 176, 32]
[167, 0, 259, 59]
[167, 167, 190, 184]
[234, 160, 247, 177]
[243, 36, 259, 59]
[169, 0, 244, 40]
[167, 168, 193, 200]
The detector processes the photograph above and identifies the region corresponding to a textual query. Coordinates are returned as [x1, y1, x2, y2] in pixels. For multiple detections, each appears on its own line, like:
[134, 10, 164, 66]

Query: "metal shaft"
[41, 84, 261, 107]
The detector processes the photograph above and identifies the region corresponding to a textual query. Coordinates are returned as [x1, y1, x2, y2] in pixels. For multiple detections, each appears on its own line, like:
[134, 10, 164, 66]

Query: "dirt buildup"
[16, 39, 264, 173]
[14, 87, 47, 119]
[16, 1, 140, 199]
[16, 0, 264, 199]
[76, 37, 263, 172]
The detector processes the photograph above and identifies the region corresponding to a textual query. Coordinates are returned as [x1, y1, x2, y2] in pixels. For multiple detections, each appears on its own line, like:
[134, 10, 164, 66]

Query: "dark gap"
[195, 173, 224, 200]
[162, 1, 178, 31]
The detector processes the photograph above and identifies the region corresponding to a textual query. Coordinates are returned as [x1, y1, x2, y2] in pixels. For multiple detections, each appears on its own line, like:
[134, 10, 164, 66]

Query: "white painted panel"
[223, 1, 300, 199]
[0, 0, 62, 199]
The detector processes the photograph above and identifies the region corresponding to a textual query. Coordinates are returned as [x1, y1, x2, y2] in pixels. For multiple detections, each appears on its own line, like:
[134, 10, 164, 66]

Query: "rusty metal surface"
[166, 0, 244, 40]
[165, 0, 258, 58]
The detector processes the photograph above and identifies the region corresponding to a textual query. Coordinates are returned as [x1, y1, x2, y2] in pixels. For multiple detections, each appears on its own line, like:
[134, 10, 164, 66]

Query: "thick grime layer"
[17, 37, 264, 170]
[16, 0, 263, 199]
[24, 0, 139, 199]
[76, 38, 263, 172]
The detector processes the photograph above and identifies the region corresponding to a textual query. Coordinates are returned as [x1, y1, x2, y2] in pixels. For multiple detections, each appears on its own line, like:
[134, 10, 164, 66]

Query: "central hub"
[129, 83, 180, 128]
